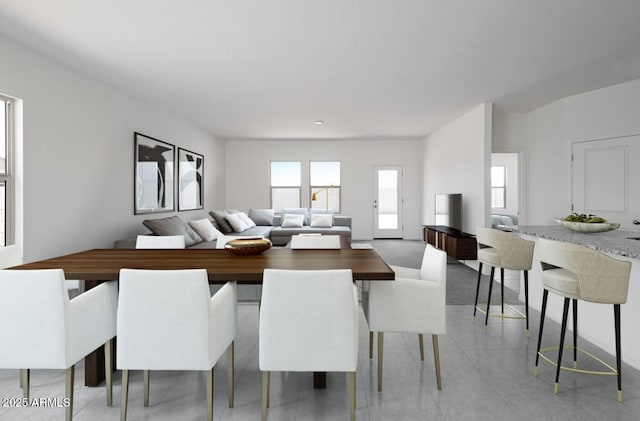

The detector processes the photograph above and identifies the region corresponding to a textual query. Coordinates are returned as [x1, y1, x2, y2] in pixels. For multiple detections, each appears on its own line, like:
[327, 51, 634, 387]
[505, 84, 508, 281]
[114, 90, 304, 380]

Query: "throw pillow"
[238, 212, 257, 228]
[282, 208, 310, 225]
[209, 210, 234, 233]
[226, 213, 250, 232]
[248, 208, 274, 226]
[310, 213, 333, 228]
[188, 218, 223, 242]
[281, 213, 305, 228]
[142, 215, 203, 247]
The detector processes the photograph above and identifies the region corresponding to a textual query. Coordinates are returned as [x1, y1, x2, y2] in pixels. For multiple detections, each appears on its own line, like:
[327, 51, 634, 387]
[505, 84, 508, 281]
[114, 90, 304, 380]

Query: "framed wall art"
[178, 147, 204, 211]
[134, 132, 175, 214]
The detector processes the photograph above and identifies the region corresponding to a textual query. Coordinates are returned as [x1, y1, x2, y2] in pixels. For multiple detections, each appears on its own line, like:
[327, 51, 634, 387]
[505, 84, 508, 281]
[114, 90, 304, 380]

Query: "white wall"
[422, 103, 492, 234]
[0, 33, 226, 262]
[497, 78, 640, 225]
[224, 139, 424, 240]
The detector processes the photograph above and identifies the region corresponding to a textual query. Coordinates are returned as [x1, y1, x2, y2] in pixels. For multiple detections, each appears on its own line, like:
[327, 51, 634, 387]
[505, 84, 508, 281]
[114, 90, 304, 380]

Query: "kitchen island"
[504, 225, 640, 370]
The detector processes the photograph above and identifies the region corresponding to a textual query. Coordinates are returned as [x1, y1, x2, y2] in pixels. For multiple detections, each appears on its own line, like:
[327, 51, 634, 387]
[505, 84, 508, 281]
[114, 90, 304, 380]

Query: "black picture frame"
[178, 147, 204, 211]
[134, 132, 175, 214]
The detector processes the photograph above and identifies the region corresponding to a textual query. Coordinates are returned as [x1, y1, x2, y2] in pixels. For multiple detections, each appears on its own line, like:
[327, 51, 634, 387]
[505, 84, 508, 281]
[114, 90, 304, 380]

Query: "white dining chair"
[362, 244, 447, 391]
[289, 234, 341, 249]
[117, 269, 237, 421]
[259, 269, 359, 421]
[135, 234, 185, 249]
[0, 269, 117, 421]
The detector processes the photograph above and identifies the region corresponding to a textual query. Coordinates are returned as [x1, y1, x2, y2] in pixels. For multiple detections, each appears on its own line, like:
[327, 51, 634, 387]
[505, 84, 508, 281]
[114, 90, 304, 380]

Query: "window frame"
[491, 165, 506, 209]
[269, 160, 302, 212]
[0, 94, 15, 246]
[309, 160, 341, 213]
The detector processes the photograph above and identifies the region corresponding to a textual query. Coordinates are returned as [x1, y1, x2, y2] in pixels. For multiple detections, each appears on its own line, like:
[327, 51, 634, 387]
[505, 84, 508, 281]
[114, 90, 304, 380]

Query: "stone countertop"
[501, 225, 640, 260]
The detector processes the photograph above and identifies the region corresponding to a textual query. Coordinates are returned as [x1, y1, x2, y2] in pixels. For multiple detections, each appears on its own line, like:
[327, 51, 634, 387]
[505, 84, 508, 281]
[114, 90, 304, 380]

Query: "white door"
[572, 135, 640, 229]
[373, 166, 403, 238]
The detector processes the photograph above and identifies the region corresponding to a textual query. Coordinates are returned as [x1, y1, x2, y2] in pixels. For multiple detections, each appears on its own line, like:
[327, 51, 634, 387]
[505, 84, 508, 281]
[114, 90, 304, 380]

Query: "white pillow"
[310, 213, 333, 228]
[188, 218, 222, 242]
[226, 213, 250, 232]
[281, 213, 305, 228]
[238, 212, 257, 228]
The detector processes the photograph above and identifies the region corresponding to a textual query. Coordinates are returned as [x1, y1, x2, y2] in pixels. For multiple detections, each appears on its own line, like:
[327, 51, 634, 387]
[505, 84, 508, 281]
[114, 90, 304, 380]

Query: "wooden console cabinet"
[423, 225, 477, 260]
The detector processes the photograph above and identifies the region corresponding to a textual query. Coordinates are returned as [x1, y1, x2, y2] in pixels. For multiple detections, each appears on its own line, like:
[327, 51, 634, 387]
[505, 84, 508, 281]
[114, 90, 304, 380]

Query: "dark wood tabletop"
[10, 247, 395, 282]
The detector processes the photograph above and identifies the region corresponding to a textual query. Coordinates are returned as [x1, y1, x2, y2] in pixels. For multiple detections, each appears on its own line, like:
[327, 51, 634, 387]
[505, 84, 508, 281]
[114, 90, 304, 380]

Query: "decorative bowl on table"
[224, 238, 272, 255]
[553, 218, 620, 233]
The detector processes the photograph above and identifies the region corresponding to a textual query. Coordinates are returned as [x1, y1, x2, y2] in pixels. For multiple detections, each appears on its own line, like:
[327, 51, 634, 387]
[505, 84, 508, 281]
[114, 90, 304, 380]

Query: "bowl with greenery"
[554, 213, 620, 233]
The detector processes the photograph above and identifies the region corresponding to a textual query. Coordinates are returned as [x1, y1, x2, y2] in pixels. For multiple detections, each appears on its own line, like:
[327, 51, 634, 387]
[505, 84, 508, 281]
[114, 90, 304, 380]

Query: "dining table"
[9, 246, 395, 388]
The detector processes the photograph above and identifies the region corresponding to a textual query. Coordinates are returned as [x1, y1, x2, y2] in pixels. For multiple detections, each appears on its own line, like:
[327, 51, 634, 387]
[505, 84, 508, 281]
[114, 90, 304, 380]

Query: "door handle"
[633, 220, 640, 225]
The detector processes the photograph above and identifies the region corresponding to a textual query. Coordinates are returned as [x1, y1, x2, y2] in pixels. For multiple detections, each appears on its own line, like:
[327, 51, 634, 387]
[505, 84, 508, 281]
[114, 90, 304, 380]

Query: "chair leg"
[120, 370, 129, 421]
[206, 368, 214, 421]
[262, 371, 269, 421]
[65, 365, 74, 421]
[228, 341, 235, 408]
[614, 304, 622, 402]
[524, 270, 530, 336]
[554, 297, 571, 395]
[500, 267, 505, 314]
[105, 339, 113, 406]
[377, 332, 384, 392]
[572, 299, 578, 369]
[143, 370, 150, 407]
[484, 266, 495, 329]
[418, 334, 425, 361]
[534, 289, 549, 376]
[473, 262, 483, 320]
[369, 331, 373, 359]
[20, 369, 29, 399]
[348, 371, 356, 421]
[432, 335, 442, 390]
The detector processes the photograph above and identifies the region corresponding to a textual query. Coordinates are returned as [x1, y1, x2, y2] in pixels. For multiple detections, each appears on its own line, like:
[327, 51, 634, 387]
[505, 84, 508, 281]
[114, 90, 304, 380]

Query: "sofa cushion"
[241, 225, 274, 238]
[310, 213, 333, 228]
[281, 213, 305, 228]
[226, 212, 251, 232]
[282, 208, 310, 225]
[238, 212, 257, 228]
[248, 208, 275, 226]
[143, 215, 203, 247]
[188, 218, 222, 242]
[209, 210, 235, 233]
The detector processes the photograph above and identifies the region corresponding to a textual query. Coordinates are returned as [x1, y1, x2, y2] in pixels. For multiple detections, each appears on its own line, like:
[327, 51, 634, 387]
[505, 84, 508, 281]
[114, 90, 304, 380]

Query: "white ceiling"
[2, 0, 640, 140]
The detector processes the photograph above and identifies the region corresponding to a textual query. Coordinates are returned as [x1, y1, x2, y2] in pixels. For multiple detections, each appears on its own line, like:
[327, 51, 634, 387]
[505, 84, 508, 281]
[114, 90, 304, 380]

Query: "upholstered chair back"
[259, 269, 358, 372]
[476, 227, 535, 270]
[136, 235, 185, 249]
[537, 238, 631, 304]
[290, 235, 341, 249]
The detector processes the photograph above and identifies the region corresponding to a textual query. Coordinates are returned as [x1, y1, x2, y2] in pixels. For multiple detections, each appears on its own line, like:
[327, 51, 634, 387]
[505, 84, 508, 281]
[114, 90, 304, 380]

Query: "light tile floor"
[2, 302, 639, 420]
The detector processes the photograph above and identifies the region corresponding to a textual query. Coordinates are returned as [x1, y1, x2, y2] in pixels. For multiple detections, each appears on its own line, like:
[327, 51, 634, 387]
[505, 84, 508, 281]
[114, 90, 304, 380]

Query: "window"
[491, 165, 506, 209]
[270, 161, 301, 211]
[0, 95, 14, 246]
[310, 161, 341, 212]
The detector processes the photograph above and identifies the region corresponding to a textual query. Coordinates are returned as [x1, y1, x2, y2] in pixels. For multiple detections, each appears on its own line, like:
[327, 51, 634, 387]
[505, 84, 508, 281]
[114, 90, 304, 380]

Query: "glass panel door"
[373, 166, 403, 238]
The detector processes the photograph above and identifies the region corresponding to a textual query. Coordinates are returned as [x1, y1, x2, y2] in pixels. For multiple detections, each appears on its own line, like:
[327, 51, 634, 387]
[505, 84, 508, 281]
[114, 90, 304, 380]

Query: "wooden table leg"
[313, 372, 326, 389]
[83, 280, 116, 387]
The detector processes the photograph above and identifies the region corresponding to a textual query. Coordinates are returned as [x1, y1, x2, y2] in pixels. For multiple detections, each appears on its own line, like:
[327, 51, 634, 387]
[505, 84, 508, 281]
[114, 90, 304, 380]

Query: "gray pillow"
[209, 210, 234, 233]
[282, 208, 310, 225]
[248, 208, 274, 226]
[142, 216, 203, 247]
